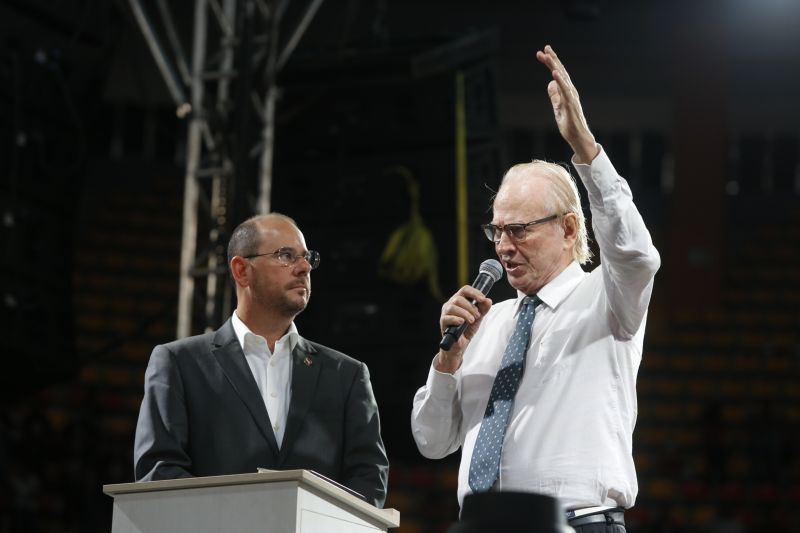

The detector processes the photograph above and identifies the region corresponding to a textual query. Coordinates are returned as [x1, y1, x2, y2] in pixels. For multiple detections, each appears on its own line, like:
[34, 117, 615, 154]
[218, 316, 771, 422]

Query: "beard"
[249, 276, 311, 319]
[276, 285, 310, 316]
[272, 279, 311, 317]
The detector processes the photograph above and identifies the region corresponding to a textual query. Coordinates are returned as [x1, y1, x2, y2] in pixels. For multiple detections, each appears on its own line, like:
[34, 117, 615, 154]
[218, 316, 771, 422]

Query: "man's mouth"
[504, 261, 523, 274]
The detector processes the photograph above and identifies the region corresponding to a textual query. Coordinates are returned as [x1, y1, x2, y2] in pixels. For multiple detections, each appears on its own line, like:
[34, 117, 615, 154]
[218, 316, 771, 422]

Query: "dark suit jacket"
[133, 319, 389, 507]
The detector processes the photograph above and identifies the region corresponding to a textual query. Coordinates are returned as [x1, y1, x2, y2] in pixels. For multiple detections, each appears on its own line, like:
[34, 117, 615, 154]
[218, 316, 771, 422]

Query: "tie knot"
[522, 296, 541, 309]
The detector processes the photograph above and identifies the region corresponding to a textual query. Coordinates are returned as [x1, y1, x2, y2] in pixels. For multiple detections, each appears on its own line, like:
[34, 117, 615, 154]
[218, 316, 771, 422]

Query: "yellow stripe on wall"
[455, 71, 468, 287]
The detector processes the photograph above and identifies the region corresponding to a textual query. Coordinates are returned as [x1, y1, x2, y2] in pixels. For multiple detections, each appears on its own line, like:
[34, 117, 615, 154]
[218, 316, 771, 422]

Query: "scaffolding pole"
[131, 0, 323, 338]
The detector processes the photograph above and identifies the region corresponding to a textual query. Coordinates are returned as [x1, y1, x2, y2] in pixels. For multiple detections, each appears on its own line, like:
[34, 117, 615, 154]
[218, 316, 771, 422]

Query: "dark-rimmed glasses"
[481, 214, 561, 243]
[244, 247, 321, 269]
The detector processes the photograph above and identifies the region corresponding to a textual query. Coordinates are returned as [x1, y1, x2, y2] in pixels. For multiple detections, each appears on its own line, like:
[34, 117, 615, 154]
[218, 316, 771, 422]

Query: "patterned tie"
[468, 296, 541, 493]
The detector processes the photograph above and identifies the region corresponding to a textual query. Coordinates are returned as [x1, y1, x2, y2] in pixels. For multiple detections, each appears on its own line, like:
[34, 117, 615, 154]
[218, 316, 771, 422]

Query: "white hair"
[499, 160, 592, 265]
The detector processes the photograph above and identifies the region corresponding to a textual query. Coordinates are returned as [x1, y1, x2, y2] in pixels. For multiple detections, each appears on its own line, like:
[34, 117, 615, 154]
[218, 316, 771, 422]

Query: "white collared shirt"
[411, 148, 660, 510]
[231, 312, 298, 448]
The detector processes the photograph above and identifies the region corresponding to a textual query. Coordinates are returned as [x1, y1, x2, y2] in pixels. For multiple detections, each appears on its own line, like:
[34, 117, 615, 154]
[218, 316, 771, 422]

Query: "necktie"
[468, 296, 541, 493]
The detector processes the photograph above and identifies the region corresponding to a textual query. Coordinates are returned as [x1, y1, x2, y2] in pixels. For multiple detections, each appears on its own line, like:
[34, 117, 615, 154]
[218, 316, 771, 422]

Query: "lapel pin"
[303, 356, 313, 367]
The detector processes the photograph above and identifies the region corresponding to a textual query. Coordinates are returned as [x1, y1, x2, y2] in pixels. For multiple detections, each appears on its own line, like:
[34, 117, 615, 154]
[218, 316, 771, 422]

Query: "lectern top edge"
[103, 469, 400, 528]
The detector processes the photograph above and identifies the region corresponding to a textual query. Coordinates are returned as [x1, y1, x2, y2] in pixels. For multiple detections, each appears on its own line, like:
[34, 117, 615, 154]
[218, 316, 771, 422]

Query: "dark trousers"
[568, 508, 626, 532]
[571, 523, 626, 533]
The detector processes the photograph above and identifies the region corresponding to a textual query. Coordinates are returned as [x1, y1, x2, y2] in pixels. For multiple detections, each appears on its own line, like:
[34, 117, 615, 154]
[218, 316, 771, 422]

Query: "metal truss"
[128, 0, 324, 337]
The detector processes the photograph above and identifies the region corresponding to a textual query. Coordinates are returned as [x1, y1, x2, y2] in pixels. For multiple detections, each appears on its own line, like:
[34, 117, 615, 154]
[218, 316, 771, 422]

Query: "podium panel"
[104, 470, 399, 533]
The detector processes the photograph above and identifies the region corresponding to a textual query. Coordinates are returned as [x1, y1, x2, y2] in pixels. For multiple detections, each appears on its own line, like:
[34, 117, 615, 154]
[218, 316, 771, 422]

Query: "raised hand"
[535, 45, 599, 164]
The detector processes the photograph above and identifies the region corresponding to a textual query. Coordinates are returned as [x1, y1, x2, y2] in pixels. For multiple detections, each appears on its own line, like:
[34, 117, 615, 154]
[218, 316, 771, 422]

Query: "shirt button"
[270, 360, 276, 367]
[271, 391, 277, 398]
[447, 383, 455, 390]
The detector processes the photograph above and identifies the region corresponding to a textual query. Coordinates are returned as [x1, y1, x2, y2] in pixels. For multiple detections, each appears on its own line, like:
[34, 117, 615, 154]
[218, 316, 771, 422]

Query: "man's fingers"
[545, 45, 572, 82]
[539, 46, 562, 73]
[552, 69, 576, 103]
[539, 47, 574, 98]
[537, 45, 595, 159]
[547, 79, 562, 104]
[545, 45, 566, 71]
[454, 295, 482, 321]
[535, 49, 549, 66]
[441, 295, 480, 328]
[540, 45, 574, 88]
[475, 297, 493, 315]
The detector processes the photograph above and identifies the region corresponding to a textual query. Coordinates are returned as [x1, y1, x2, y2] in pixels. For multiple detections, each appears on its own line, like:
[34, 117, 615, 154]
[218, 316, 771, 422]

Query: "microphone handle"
[439, 298, 479, 350]
[438, 272, 496, 351]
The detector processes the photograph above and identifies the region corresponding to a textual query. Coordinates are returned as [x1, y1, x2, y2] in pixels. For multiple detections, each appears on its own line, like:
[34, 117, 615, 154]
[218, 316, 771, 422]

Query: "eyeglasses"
[481, 214, 561, 243]
[244, 247, 321, 269]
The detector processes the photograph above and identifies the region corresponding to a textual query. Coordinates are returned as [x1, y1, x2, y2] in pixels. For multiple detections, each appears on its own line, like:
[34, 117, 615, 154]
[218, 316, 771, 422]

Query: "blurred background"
[1, 0, 799, 531]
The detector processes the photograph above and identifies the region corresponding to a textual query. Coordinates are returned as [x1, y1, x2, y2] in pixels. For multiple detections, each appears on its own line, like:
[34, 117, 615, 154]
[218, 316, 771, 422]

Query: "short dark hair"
[226, 213, 299, 265]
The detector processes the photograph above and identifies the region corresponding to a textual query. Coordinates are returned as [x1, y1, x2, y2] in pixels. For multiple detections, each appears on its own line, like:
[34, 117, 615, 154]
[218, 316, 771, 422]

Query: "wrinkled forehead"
[492, 169, 550, 223]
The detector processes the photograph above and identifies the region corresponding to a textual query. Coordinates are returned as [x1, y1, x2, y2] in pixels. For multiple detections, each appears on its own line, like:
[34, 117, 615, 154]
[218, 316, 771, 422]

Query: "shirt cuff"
[426, 355, 460, 400]
[571, 145, 621, 209]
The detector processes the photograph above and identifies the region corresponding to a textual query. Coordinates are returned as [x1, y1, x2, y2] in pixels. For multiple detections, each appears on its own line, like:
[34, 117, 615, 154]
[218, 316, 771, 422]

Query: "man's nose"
[294, 257, 312, 275]
[495, 230, 516, 254]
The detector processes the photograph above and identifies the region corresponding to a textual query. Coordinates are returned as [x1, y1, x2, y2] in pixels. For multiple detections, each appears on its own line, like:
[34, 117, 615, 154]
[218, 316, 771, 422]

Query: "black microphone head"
[478, 259, 503, 282]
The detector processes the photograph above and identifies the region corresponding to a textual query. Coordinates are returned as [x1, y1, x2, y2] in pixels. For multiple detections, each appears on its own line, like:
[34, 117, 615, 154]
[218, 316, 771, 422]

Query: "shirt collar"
[231, 311, 299, 355]
[514, 261, 586, 314]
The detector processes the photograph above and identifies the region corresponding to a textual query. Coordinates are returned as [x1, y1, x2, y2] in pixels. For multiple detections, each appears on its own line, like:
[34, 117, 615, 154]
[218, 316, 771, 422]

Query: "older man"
[411, 46, 660, 531]
[135, 213, 389, 507]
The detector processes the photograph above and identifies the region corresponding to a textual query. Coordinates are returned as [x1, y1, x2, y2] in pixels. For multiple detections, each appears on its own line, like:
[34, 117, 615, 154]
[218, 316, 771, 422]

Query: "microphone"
[439, 259, 504, 351]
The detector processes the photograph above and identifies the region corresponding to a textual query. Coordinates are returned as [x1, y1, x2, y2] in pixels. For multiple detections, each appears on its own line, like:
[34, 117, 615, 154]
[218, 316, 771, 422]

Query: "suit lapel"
[211, 321, 280, 456]
[278, 337, 321, 464]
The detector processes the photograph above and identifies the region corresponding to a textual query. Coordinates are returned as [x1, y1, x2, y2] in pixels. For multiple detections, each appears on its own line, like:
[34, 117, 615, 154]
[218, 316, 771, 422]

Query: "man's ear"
[562, 213, 579, 246]
[230, 256, 249, 288]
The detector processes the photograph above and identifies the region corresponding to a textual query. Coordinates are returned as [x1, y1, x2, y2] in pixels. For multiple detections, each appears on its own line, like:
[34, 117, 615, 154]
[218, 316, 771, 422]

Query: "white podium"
[103, 470, 400, 533]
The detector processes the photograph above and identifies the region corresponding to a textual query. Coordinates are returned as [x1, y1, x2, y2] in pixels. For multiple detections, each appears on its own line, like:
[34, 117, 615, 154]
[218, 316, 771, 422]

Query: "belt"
[567, 508, 625, 528]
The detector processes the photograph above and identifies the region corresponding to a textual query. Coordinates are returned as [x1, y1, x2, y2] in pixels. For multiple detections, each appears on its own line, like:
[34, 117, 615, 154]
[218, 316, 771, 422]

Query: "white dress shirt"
[411, 148, 661, 510]
[232, 312, 298, 449]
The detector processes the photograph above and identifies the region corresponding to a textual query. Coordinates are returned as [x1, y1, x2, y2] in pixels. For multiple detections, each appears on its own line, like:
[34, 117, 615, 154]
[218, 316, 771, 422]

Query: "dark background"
[1, 0, 799, 531]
